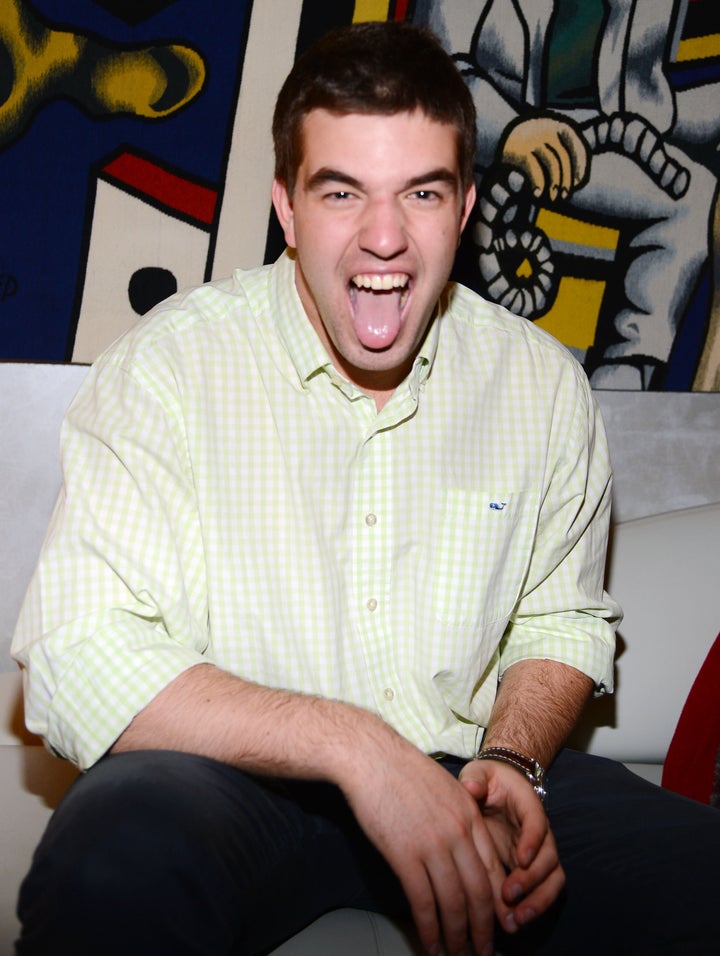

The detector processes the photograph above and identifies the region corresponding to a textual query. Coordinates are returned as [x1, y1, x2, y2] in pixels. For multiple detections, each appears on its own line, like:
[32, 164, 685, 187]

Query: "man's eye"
[410, 189, 439, 201]
[326, 190, 353, 201]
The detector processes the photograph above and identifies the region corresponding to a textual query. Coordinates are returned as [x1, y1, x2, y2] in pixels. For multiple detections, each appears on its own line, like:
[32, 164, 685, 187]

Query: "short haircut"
[272, 20, 477, 195]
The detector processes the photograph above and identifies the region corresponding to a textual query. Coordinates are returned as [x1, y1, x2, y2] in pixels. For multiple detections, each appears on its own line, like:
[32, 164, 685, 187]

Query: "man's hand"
[339, 736, 523, 956]
[358, 658, 587, 952]
[460, 758, 565, 935]
[456, 658, 591, 938]
[115, 660, 578, 955]
[116, 667, 510, 954]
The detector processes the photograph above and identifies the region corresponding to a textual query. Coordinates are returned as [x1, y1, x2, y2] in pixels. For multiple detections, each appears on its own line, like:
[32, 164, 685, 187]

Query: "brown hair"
[272, 20, 477, 195]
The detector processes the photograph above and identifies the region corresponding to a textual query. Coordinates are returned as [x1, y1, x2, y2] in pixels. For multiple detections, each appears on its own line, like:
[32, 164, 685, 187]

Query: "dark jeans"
[15, 748, 720, 955]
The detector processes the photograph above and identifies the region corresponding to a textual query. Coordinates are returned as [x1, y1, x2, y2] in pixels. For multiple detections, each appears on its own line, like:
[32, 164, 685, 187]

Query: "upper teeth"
[352, 273, 409, 290]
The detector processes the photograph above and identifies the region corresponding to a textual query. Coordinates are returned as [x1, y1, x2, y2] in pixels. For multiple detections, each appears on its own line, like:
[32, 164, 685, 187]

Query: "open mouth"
[349, 272, 410, 349]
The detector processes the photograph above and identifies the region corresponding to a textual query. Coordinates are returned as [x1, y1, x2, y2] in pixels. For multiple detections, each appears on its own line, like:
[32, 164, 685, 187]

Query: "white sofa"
[2, 365, 719, 953]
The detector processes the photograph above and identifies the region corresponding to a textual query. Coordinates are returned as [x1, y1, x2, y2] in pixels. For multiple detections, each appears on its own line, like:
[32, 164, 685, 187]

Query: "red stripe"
[102, 152, 217, 226]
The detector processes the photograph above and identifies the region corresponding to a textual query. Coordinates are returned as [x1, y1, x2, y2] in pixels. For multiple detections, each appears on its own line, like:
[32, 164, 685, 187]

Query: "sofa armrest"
[571, 504, 720, 764]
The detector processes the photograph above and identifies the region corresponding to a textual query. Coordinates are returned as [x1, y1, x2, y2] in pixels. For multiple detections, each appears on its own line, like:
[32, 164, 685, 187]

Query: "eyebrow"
[305, 168, 363, 192]
[304, 166, 460, 193]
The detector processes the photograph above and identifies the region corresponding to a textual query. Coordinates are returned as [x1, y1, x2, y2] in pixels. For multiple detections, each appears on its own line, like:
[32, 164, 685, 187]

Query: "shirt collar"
[270, 248, 443, 398]
[270, 250, 334, 387]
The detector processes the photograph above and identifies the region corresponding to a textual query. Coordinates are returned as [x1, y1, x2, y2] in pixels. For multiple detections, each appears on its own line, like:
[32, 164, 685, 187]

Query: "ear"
[272, 178, 296, 248]
[459, 181, 476, 234]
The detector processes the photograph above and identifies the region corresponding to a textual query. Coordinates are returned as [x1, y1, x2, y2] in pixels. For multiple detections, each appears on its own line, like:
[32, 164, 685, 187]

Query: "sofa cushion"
[270, 909, 420, 955]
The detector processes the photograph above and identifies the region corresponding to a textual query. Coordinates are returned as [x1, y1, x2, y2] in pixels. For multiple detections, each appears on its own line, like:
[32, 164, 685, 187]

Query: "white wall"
[1, 364, 87, 670]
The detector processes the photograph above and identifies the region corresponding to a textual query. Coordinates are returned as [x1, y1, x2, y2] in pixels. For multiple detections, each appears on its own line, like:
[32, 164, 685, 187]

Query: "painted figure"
[416, 0, 720, 389]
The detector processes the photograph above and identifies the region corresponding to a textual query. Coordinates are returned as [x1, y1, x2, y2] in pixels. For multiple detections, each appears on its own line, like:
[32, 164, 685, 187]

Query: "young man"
[12, 21, 720, 956]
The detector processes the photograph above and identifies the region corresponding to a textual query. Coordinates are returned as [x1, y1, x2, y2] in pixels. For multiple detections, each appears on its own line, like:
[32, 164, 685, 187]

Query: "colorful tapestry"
[1, 0, 719, 390]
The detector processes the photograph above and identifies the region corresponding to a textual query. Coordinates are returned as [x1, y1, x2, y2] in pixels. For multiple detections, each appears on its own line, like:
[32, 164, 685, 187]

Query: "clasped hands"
[344, 747, 564, 956]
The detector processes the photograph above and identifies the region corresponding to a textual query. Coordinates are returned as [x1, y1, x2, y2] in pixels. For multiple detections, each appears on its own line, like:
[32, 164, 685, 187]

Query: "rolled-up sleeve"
[498, 368, 620, 693]
[12, 358, 210, 769]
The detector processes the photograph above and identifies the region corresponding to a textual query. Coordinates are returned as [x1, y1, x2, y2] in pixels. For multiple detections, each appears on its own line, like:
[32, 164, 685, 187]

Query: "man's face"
[272, 109, 476, 400]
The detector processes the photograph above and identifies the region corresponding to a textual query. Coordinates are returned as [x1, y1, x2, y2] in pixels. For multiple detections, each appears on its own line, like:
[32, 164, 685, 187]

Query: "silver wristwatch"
[475, 746, 547, 804]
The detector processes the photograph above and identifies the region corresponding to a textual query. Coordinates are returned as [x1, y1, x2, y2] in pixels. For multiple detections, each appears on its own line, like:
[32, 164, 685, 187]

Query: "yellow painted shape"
[91, 46, 205, 117]
[0, 0, 82, 139]
[534, 276, 606, 350]
[676, 34, 720, 63]
[516, 259, 533, 279]
[536, 208, 619, 252]
[353, 0, 390, 22]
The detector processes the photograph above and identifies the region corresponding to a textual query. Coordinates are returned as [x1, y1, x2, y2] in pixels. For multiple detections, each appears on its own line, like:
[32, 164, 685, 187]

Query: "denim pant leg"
[495, 749, 720, 956]
[15, 749, 406, 956]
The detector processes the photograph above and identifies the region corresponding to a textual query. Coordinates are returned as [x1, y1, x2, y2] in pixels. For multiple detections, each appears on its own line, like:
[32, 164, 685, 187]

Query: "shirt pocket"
[431, 489, 533, 628]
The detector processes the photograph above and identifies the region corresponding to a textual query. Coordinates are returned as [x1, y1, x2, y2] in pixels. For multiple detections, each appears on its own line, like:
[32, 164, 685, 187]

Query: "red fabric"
[662, 632, 720, 804]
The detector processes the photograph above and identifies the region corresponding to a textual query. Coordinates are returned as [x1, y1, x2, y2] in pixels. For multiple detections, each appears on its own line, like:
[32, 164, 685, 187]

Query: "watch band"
[475, 746, 547, 804]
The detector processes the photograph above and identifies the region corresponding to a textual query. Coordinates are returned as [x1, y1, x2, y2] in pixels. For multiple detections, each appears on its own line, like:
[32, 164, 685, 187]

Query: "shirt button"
[383, 687, 395, 701]
[366, 598, 378, 612]
[365, 513, 377, 526]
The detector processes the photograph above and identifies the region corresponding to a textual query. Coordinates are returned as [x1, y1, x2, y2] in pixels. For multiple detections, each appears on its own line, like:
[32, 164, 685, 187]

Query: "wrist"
[475, 746, 547, 805]
[325, 705, 403, 788]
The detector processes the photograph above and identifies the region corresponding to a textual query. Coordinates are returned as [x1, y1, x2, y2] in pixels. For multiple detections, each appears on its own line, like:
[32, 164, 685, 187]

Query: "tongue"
[352, 288, 403, 349]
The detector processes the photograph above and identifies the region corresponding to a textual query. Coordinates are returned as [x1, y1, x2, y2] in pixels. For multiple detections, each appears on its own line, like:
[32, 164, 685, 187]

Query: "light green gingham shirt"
[13, 251, 619, 770]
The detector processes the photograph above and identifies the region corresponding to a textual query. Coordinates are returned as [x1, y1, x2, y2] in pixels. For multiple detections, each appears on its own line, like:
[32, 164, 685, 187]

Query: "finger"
[460, 767, 531, 924]
[504, 831, 562, 901]
[500, 831, 564, 936]
[412, 804, 498, 956]
[496, 777, 549, 869]
[431, 864, 472, 956]
[512, 805, 548, 868]
[459, 774, 487, 802]
[517, 151, 553, 199]
[398, 860, 442, 955]
[557, 126, 590, 190]
[530, 144, 563, 200]
[552, 137, 576, 197]
[502, 859, 566, 934]
[466, 813, 518, 934]
[446, 841, 496, 956]
[420, 839, 493, 956]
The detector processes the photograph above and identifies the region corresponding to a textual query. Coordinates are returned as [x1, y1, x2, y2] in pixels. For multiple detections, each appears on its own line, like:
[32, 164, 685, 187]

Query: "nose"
[357, 197, 408, 260]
